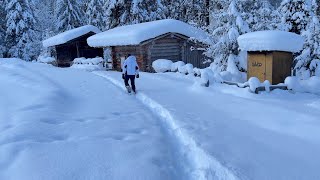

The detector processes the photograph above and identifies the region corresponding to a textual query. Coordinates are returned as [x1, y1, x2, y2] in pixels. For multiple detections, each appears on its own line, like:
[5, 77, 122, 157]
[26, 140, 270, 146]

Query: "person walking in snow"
[122, 55, 139, 94]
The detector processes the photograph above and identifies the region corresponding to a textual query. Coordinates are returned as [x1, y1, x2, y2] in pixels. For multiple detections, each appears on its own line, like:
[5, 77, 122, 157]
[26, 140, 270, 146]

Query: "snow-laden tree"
[242, 0, 279, 31]
[179, 0, 209, 28]
[207, 0, 250, 79]
[0, 0, 6, 57]
[5, 0, 38, 61]
[294, 1, 320, 78]
[104, 0, 131, 29]
[130, 0, 165, 24]
[55, 0, 83, 32]
[278, 0, 312, 34]
[85, 0, 105, 30]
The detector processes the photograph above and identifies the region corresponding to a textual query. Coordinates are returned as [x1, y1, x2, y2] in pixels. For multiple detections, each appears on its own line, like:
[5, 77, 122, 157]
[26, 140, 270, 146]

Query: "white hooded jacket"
[122, 56, 139, 75]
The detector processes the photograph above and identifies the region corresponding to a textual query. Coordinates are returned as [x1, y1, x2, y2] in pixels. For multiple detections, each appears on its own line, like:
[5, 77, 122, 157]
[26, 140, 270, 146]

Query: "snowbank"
[285, 76, 320, 95]
[87, 19, 210, 47]
[152, 59, 173, 73]
[70, 57, 105, 71]
[193, 68, 201, 76]
[171, 61, 185, 72]
[185, 64, 194, 74]
[43, 25, 101, 47]
[237, 30, 304, 53]
[248, 77, 261, 92]
[37, 55, 56, 65]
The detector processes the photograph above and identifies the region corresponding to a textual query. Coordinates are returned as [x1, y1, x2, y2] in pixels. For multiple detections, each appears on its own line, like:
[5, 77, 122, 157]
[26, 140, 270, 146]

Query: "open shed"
[43, 25, 104, 67]
[238, 30, 304, 85]
[87, 19, 210, 72]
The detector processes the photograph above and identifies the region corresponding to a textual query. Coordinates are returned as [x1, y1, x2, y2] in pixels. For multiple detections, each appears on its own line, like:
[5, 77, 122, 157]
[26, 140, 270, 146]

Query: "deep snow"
[96, 71, 320, 180]
[1, 59, 320, 180]
[0, 59, 179, 180]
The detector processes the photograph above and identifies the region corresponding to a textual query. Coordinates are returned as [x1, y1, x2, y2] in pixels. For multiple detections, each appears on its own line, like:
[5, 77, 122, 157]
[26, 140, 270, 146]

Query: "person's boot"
[126, 86, 132, 93]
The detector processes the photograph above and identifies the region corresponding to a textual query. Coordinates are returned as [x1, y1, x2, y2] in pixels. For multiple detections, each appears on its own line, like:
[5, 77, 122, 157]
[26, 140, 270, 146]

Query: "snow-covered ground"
[0, 59, 179, 180]
[95, 71, 320, 180]
[1, 59, 320, 180]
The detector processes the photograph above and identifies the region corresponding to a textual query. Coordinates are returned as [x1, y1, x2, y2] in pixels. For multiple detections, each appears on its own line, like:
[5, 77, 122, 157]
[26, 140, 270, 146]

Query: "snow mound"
[185, 64, 194, 74]
[70, 57, 105, 71]
[193, 67, 201, 76]
[43, 25, 101, 47]
[87, 19, 210, 47]
[152, 59, 173, 73]
[285, 76, 320, 95]
[237, 30, 304, 53]
[171, 61, 185, 72]
[37, 55, 56, 64]
[248, 77, 261, 92]
[178, 65, 188, 74]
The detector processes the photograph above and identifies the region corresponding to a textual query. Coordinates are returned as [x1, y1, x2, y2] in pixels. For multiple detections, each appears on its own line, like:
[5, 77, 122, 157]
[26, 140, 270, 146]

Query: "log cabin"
[87, 19, 211, 72]
[43, 25, 104, 67]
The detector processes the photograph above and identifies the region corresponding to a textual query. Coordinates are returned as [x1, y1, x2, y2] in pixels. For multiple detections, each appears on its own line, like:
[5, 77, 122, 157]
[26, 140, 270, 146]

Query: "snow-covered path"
[95, 71, 320, 180]
[0, 60, 179, 180]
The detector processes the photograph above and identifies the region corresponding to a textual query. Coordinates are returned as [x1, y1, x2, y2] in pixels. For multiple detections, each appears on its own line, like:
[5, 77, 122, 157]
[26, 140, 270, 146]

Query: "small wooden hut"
[238, 31, 304, 85]
[43, 25, 104, 67]
[87, 19, 210, 72]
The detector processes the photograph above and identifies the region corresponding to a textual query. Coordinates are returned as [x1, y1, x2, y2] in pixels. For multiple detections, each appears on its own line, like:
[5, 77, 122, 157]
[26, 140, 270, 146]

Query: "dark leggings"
[125, 75, 136, 92]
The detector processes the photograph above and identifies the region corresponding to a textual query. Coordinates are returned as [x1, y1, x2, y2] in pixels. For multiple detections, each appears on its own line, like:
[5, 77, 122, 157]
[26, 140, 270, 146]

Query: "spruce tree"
[294, 1, 320, 78]
[5, 0, 38, 61]
[208, 0, 250, 75]
[85, 0, 105, 30]
[131, 0, 165, 24]
[55, 0, 83, 32]
[104, 0, 132, 29]
[0, 0, 6, 57]
[278, 0, 312, 34]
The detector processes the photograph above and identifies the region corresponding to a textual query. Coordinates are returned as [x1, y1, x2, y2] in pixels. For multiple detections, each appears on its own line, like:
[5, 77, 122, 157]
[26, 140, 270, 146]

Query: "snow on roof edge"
[237, 30, 304, 53]
[43, 25, 101, 48]
[87, 19, 210, 47]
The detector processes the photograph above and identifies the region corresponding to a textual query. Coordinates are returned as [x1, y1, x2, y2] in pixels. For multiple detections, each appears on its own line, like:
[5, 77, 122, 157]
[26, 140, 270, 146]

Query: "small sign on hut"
[238, 30, 304, 84]
[43, 25, 104, 67]
[87, 19, 210, 72]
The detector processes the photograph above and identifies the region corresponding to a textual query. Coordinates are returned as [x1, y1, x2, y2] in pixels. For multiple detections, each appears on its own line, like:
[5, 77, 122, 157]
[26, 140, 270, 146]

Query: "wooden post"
[76, 42, 80, 58]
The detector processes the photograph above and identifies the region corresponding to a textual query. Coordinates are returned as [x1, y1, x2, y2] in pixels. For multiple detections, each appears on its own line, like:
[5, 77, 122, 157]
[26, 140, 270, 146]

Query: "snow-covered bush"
[152, 59, 173, 73]
[285, 76, 320, 95]
[285, 76, 303, 91]
[185, 63, 194, 74]
[193, 67, 201, 76]
[200, 68, 214, 87]
[71, 57, 105, 71]
[178, 65, 188, 74]
[296, 67, 311, 80]
[171, 61, 185, 72]
[37, 55, 57, 65]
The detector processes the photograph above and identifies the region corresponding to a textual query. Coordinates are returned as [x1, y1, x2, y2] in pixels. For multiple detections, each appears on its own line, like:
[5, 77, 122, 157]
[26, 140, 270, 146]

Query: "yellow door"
[248, 53, 266, 82]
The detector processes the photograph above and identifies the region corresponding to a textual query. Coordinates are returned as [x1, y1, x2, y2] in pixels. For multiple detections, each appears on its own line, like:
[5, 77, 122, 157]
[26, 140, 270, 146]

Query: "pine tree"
[207, 0, 250, 75]
[130, 0, 165, 24]
[5, 0, 38, 61]
[55, 0, 83, 32]
[104, 0, 132, 29]
[278, 0, 312, 34]
[85, 0, 105, 30]
[294, 1, 320, 78]
[0, 0, 6, 57]
[243, 0, 278, 31]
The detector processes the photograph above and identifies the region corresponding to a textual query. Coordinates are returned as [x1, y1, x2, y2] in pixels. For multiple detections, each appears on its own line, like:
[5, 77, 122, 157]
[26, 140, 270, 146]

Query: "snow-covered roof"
[43, 25, 101, 47]
[237, 30, 304, 53]
[87, 19, 210, 47]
